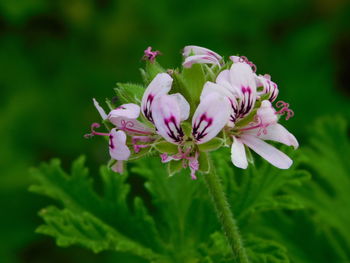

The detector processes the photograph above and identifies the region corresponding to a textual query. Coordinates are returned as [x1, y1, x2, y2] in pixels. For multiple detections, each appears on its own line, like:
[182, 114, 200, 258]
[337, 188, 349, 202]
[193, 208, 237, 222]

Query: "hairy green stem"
[203, 159, 250, 263]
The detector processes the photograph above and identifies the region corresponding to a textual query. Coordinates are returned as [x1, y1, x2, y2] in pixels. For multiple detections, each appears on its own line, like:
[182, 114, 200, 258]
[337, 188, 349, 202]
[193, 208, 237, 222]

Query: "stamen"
[143, 46, 161, 63]
[238, 56, 257, 72]
[239, 116, 268, 136]
[275, 101, 294, 120]
[84, 123, 110, 138]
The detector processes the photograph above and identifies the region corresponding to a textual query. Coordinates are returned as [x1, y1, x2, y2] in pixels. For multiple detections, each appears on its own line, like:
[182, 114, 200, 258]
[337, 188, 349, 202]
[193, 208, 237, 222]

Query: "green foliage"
[114, 83, 145, 105]
[31, 148, 310, 262]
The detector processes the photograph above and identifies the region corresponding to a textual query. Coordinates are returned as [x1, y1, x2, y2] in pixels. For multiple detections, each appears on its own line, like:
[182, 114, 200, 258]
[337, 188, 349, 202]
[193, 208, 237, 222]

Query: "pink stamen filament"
[84, 123, 110, 138]
[120, 120, 153, 135]
[275, 100, 294, 120]
[239, 56, 257, 72]
[239, 116, 268, 136]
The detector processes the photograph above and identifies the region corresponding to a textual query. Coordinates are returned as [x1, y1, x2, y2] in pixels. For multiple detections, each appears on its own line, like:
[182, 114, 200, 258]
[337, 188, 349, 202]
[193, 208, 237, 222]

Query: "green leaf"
[198, 138, 224, 152]
[114, 82, 145, 105]
[37, 206, 159, 261]
[30, 157, 165, 262]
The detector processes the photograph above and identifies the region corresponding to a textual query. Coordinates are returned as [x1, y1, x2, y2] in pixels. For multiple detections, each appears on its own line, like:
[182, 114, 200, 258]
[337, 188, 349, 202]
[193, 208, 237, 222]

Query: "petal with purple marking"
[183, 45, 222, 61]
[152, 94, 188, 144]
[192, 93, 231, 144]
[200, 81, 237, 125]
[108, 104, 153, 135]
[109, 129, 131, 161]
[240, 134, 293, 169]
[229, 63, 257, 119]
[183, 55, 221, 68]
[141, 73, 173, 122]
[255, 74, 279, 102]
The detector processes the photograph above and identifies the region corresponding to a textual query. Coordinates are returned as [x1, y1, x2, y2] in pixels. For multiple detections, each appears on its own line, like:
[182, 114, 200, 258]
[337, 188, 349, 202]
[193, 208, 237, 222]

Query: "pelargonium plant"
[85, 45, 298, 262]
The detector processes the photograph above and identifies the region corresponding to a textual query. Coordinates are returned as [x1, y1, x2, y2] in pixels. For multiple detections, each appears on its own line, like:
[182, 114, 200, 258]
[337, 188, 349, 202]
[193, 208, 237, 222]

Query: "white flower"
[231, 100, 298, 169]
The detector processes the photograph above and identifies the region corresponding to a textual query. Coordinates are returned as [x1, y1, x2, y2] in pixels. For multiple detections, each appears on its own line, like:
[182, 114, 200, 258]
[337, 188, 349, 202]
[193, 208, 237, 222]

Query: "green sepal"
[172, 70, 193, 108]
[235, 108, 257, 128]
[198, 152, 210, 173]
[245, 146, 254, 164]
[181, 122, 192, 137]
[105, 98, 116, 110]
[114, 83, 145, 105]
[198, 138, 224, 152]
[259, 93, 270, 101]
[107, 158, 117, 169]
[167, 160, 183, 176]
[153, 141, 178, 154]
[182, 63, 206, 108]
[141, 61, 165, 85]
[128, 147, 151, 160]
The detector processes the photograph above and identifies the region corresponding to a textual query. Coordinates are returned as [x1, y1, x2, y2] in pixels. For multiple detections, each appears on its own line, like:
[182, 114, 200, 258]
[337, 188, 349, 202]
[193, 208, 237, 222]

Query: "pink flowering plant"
[31, 46, 306, 263]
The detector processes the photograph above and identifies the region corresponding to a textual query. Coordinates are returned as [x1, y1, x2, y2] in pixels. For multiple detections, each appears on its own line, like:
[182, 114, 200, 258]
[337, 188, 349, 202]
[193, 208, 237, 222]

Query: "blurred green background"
[0, 0, 349, 262]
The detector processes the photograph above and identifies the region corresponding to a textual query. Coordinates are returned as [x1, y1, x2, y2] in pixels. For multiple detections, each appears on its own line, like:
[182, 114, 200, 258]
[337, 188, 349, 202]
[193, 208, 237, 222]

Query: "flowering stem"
[203, 158, 250, 263]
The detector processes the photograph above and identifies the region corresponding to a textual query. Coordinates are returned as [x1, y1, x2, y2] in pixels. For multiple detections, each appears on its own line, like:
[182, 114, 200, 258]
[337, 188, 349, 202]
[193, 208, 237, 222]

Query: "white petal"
[229, 62, 256, 95]
[183, 45, 222, 60]
[192, 93, 231, 144]
[93, 98, 107, 120]
[152, 94, 184, 144]
[231, 137, 248, 169]
[183, 55, 221, 68]
[229, 55, 241, 63]
[240, 134, 293, 169]
[228, 63, 257, 118]
[257, 124, 299, 149]
[200, 81, 234, 101]
[108, 103, 140, 120]
[109, 129, 131, 161]
[141, 73, 173, 122]
[169, 93, 190, 121]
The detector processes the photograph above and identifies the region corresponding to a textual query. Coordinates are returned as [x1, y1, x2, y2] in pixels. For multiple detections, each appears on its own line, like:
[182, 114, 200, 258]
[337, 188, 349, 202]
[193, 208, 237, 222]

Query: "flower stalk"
[203, 157, 250, 263]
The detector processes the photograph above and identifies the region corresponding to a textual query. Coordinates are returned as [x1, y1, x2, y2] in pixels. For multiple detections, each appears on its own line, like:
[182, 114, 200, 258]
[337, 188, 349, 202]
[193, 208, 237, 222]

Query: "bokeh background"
[1, 0, 349, 262]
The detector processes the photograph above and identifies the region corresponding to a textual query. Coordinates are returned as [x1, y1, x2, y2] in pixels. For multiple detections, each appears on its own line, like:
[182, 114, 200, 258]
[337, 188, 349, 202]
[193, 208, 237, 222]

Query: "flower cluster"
[86, 46, 298, 179]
